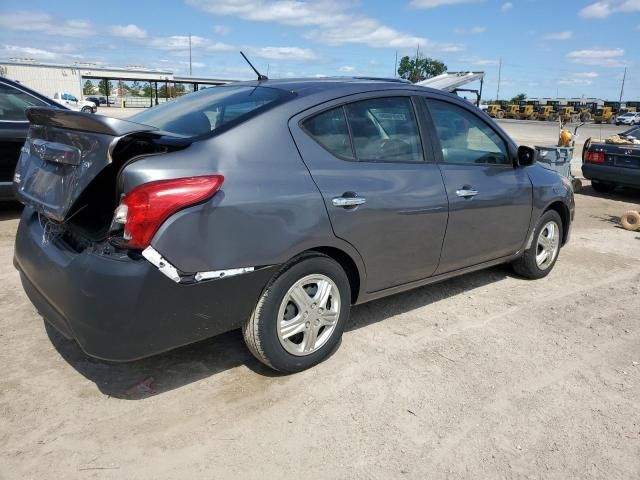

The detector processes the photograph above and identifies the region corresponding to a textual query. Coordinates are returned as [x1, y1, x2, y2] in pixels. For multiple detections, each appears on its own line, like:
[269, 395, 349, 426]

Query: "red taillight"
[585, 151, 605, 164]
[112, 175, 224, 249]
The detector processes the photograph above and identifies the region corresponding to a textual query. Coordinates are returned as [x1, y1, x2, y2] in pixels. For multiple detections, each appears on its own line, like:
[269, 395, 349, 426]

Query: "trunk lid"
[14, 107, 157, 221]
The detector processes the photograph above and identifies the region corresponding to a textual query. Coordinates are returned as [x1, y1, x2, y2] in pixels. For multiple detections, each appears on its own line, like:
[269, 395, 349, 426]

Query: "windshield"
[131, 85, 294, 137]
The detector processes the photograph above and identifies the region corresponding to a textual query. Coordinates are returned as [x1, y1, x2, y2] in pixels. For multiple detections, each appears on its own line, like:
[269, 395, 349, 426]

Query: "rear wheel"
[512, 210, 563, 280]
[243, 253, 351, 373]
[81, 106, 92, 113]
[591, 180, 616, 193]
[496, 111, 505, 119]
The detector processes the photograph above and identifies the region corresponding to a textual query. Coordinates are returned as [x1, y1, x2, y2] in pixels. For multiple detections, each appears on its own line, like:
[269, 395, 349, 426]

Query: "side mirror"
[517, 145, 537, 167]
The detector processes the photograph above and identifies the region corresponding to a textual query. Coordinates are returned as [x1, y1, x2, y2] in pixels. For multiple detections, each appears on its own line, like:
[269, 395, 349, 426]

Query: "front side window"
[345, 97, 423, 162]
[302, 106, 354, 159]
[427, 99, 510, 165]
[0, 82, 50, 121]
[131, 85, 294, 138]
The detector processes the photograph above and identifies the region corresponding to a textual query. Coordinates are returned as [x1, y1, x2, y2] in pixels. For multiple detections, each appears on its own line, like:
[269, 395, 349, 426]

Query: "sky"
[0, 0, 638, 100]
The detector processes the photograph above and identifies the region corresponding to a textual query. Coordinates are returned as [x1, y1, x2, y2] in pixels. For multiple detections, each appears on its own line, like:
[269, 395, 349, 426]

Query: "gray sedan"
[13, 78, 574, 372]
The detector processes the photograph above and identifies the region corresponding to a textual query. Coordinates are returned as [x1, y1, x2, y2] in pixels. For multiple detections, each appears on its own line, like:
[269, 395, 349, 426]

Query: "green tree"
[397, 55, 447, 83]
[511, 93, 527, 103]
[130, 81, 142, 96]
[142, 82, 153, 97]
[83, 80, 95, 95]
[98, 79, 114, 95]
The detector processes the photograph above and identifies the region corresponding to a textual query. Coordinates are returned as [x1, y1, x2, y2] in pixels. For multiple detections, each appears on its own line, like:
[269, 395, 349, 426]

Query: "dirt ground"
[1, 121, 639, 479]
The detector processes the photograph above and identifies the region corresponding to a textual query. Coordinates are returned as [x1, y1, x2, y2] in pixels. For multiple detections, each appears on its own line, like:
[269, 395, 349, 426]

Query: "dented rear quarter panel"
[120, 104, 367, 288]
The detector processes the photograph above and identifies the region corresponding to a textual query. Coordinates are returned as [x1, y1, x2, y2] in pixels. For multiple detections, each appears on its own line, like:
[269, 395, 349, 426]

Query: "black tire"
[591, 180, 616, 193]
[81, 106, 92, 113]
[512, 210, 563, 280]
[243, 253, 351, 373]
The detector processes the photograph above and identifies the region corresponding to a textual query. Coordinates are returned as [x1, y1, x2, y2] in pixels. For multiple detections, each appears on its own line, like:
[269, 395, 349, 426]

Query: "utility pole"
[394, 50, 398, 78]
[496, 58, 502, 101]
[188, 34, 192, 76]
[619, 67, 627, 104]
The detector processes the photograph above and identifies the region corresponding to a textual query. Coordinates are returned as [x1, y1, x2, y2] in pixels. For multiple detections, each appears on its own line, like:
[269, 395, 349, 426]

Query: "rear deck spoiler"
[26, 107, 157, 136]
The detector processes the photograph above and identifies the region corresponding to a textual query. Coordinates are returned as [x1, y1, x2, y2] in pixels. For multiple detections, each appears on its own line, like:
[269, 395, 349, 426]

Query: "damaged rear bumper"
[14, 208, 277, 361]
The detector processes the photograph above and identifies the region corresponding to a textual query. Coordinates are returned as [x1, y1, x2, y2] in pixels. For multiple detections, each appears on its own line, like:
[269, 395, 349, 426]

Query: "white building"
[0, 60, 234, 104]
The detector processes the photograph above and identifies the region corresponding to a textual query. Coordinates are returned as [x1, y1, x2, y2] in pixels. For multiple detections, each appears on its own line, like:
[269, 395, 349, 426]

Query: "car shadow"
[47, 265, 512, 399]
[576, 184, 640, 201]
[0, 202, 23, 221]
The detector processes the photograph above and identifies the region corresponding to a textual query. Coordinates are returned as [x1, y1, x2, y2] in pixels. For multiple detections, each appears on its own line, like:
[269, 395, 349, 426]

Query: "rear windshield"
[130, 85, 293, 138]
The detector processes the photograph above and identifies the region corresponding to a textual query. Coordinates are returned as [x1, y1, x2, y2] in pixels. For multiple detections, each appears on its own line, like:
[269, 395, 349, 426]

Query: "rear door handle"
[456, 189, 479, 198]
[332, 195, 367, 208]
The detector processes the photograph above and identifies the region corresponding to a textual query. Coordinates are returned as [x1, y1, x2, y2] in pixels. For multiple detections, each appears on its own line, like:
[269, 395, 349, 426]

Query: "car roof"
[229, 77, 442, 97]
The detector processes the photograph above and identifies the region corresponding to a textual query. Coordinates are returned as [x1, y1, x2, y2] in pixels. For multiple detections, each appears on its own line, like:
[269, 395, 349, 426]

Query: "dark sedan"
[582, 126, 640, 192]
[0, 77, 67, 200]
[13, 78, 574, 372]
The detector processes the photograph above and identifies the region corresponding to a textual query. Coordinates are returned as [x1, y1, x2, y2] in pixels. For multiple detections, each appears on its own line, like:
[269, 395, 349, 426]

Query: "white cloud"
[558, 78, 593, 86]
[109, 24, 147, 39]
[455, 26, 487, 34]
[339, 65, 355, 72]
[187, 0, 456, 50]
[148, 35, 210, 50]
[410, 0, 482, 7]
[501, 2, 513, 12]
[579, 0, 640, 18]
[213, 24, 231, 35]
[543, 31, 573, 40]
[0, 11, 95, 37]
[575, 72, 599, 78]
[567, 47, 626, 66]
[0, 44, 60, 60]
[458, 56, 499, 66]
[207, 42, 235, 52]
[246, 46, 317, 61]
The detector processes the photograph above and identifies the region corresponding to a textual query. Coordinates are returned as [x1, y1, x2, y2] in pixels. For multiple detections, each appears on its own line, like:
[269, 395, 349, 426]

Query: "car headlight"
[561, 177, 573, 191]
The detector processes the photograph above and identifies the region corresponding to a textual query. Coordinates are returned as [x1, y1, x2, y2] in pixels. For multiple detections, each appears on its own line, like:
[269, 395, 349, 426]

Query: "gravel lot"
[1, 120, 639, 479]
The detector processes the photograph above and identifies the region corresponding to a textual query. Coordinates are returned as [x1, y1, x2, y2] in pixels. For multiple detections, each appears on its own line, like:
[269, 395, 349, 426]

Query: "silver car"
[13, 78, 574, 372]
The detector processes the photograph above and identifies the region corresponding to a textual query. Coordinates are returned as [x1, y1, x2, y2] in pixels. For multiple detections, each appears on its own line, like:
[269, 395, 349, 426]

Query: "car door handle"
[332, 195, 367, 208]
[456, 188, 479, 198]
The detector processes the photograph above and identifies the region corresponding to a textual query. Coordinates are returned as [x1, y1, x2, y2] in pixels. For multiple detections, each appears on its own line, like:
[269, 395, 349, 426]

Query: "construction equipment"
[504, 104, 520, 119]
[517, 104, 537, 120]
[559, 106, 580, 123]
[594, 106, 615, 124]
[486, 104, 505, 118]
[537, 105, 559, 121]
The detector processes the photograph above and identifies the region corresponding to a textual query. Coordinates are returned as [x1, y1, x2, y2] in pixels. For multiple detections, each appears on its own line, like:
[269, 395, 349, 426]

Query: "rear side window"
[302, 107, 354, 159]
[346, 97, 423, 162]
[427, 99, 510, 165]
[303, 97, 424, 163]
[131, 85, 293, 138]
[0, 82, 50, 121]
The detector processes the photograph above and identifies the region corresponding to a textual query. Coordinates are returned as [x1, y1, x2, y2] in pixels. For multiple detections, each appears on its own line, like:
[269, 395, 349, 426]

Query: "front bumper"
[582, 164, 640, 188]
[14, 208, 277, 361]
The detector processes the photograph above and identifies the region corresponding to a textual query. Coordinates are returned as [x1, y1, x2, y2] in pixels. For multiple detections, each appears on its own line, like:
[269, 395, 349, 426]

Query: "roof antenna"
[240, 51, 268, 81]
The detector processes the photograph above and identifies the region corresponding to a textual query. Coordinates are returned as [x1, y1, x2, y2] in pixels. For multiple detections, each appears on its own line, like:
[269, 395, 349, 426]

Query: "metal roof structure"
[415, 71, 485, 92]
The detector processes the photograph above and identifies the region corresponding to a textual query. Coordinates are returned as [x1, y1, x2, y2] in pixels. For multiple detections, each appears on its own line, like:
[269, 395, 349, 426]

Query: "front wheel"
[81, 106, 92, 113]
[243, 253, 351, 373]
[512, 210, 563, 279]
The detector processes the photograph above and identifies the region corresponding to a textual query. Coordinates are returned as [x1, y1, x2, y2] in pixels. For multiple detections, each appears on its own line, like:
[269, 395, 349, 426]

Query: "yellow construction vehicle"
[504, 104, 520, 119]
[537, 105, 558, 121]
[517, 104, 537, 120]
[486, 104, 505, 118]
[594, 106, 615, 124]
[559, 106, 580, 123]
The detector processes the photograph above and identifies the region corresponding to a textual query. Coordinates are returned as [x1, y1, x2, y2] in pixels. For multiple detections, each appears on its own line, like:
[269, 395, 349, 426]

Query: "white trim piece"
[142, 246, 181, 283]
[194, 267, 255, 282]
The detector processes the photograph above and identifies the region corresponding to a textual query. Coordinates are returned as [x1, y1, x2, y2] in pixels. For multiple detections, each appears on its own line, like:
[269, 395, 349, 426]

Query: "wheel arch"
[544, 201, 571, 246]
